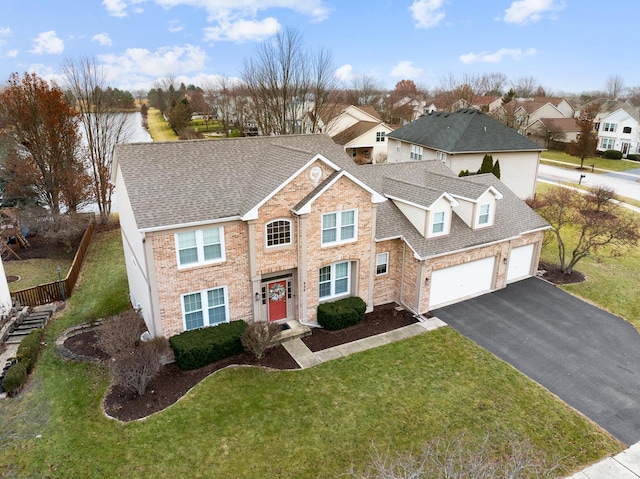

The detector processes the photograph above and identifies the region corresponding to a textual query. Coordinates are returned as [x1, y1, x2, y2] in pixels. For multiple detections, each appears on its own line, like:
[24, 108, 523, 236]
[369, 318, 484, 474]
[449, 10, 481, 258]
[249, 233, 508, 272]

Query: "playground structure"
[0, 208, 30, 260]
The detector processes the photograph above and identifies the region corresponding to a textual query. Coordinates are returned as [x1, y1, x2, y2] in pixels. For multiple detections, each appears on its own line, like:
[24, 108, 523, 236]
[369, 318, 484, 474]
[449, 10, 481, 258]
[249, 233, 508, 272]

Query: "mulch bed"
[539, 261, 586, 285]
[62, 303, 419, 422]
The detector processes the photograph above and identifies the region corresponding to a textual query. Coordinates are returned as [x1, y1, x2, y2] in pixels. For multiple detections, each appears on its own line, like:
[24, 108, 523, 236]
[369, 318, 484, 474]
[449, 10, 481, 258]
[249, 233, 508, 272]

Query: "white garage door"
[429, 256, 496, 309]
[506, 244, 535, 283]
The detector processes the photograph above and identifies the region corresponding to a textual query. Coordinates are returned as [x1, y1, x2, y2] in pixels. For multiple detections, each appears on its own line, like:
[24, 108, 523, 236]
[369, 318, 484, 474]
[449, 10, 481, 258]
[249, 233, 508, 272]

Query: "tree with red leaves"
[0, 72, 91, 216]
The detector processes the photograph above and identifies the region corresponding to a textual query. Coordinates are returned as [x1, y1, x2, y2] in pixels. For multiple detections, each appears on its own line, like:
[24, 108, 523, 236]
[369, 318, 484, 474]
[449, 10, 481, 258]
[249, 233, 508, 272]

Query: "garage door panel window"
[319, 261, 351, 299]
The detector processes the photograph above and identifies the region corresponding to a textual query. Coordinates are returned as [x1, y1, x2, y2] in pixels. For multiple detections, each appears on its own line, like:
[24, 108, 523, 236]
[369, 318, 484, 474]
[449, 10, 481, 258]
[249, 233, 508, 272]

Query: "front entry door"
[267, 280, 287, 321]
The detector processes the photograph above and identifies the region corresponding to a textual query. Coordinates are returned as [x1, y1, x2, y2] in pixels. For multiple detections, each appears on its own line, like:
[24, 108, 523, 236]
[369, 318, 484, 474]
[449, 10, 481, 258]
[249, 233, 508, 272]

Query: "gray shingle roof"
[387, 108, 543, 153]
[115, 134, 352, 231]
[351, 161, 548, 258]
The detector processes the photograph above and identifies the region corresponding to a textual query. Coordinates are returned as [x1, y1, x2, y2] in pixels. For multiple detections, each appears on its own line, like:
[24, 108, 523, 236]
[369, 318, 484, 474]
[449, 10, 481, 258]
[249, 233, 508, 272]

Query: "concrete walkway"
[565, 442, 640, 478]
[282, 316, 446, 369]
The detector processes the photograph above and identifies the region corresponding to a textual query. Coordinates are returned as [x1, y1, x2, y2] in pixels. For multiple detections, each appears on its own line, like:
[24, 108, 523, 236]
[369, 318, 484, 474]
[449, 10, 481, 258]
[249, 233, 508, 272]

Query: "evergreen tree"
[492, 159, 501, 179]
[478, 154, 494, 174]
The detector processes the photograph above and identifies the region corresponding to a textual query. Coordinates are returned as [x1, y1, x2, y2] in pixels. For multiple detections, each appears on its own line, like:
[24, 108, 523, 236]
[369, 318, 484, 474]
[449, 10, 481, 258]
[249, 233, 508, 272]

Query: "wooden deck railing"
[11, 219, 96, 307]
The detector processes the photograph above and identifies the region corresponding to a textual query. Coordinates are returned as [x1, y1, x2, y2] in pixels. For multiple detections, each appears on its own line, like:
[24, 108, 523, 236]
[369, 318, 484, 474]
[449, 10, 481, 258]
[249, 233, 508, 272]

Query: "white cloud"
[203, 17, 280, 42]
[335, 64, 355, 84]
[504, 0, 563, 25]
[6, 50, 18, 58]
[0, 27, 11, 45]
[391, 61, 423, 78]
[410, 0, 445, 29]
[103, 0, 129, 17]
[168, 19, 184, 33]
[30, 31, 64, 55]
[99, 44, 207, 79]
[459, 48, 537, 64]
[92, 33, 113, 46]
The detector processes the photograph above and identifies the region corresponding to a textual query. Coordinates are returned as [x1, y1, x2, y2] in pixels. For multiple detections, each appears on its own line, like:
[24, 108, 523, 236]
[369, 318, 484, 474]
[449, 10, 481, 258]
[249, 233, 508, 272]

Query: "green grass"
[541, 149, 640, 172]
[5, 258, 73, 292]
[0, 226, 622, 477]
[146, 107, 178, 142]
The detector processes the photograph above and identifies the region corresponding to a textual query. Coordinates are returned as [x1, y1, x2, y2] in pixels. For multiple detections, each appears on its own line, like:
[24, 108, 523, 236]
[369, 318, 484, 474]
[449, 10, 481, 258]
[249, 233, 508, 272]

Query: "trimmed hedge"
[16, 328, 44, 373]
[317, 296, 367, 331]
[627, 154, 639, 161]
[603, 149, 623, 159]
[169, 321, 248, 370]
[2, 362, 28, 396]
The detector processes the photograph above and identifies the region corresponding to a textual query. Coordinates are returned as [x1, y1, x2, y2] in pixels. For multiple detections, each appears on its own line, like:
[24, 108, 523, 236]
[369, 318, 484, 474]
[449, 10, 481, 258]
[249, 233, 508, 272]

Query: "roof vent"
[484, 127, 487, 132]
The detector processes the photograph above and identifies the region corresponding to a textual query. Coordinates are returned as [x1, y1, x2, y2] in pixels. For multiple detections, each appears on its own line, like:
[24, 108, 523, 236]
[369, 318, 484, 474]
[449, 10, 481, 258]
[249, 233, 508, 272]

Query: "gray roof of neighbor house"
[114, 134, 354, 231]
[353, 161, 548, 258]
[387, 108, 544, 154]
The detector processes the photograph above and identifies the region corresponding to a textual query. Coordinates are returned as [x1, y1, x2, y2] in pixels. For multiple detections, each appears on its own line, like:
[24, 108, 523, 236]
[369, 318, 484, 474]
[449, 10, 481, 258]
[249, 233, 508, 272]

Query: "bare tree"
[528, 185, 640, 274]
[511, 75, 542, 98]
[567, 102, 599, 168]
[62, 56, 134, 224]
[307, 46, 340, 133]
[605, 74, 625, 99]
[203, 76, 235, 137]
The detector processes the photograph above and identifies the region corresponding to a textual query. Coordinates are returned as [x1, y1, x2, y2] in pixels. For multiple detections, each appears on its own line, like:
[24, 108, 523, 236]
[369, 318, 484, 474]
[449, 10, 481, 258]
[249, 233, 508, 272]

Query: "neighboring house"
[526, 117, 580, 148]
[0, 259, 12, 316]
[386, 109, 544, 199]
[322, 105, 394, 164]
[587, 100, 640, 157]
[114, 134, 548, 339]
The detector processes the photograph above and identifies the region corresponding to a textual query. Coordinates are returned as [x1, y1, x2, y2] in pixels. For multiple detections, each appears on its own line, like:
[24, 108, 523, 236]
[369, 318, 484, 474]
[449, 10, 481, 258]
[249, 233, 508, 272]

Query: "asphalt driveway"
[432, 277, 640, 445]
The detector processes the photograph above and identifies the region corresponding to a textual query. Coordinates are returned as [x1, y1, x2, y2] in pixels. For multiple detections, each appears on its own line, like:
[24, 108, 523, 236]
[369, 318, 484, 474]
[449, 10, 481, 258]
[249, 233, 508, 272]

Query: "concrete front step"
[270, 320, 312, 346]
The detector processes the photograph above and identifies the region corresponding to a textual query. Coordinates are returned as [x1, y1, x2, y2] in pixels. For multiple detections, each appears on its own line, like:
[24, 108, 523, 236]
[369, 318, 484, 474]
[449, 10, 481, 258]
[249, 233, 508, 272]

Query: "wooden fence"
[11, 220, 96, 307]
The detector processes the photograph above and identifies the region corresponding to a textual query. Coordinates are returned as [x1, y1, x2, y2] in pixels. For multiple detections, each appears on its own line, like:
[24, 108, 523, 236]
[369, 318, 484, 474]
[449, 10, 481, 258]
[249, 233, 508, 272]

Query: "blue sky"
[0, 0, 637, 95]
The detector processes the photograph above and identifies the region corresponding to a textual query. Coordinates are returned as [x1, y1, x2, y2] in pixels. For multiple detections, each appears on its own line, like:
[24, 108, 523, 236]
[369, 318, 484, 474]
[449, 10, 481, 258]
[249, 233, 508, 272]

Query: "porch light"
[254, 292, 260, 302]
[424, 276, 430, 285]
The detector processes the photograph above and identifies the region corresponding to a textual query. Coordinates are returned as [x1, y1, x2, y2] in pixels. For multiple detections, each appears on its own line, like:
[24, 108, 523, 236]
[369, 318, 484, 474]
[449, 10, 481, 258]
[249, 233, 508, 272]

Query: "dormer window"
[478, 204, 491, 226]
[432, 211, 446, 234]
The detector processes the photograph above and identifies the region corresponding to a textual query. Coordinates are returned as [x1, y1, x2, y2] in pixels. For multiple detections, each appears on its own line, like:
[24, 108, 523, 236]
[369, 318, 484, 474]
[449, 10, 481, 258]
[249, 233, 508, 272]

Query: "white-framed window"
[266, 219, 291, 247]
[436, 151, 447, 163]
[432, 211, 446, 234]
[410, 145, 423, 161]
[321, 209, 357, 245]
[181, 286, 229, 331]
[623, 126, 632, 134]
[603, 122, 616, 132]
[396, 140, 401, 152]
[601, 138, 615, 150]
[376, 131, 385, 142]
[319, 261, 351, 299]
[176, 227, 225, 267]
[478, 204, 491, 226]
[376, 252, 389, 275]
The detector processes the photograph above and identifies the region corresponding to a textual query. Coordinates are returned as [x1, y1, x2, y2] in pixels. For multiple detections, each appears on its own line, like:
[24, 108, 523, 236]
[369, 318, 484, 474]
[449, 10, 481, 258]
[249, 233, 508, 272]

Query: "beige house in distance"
[114, 134, 547, 339]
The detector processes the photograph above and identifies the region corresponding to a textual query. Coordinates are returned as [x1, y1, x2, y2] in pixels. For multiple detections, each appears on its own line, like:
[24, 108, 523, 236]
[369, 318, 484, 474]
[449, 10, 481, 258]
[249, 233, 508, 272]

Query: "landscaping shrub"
[110, 337, 168, 396]
[241, 321, 281, 359]
[98, 309, 148, 358]
[16, 328, 43, 373]
[2, 362, 27, 396]
[603, 149, 623, 159]
[169, 321, 247, 370]
[317, 296, 367, 331]
[627, 154, 638, 161]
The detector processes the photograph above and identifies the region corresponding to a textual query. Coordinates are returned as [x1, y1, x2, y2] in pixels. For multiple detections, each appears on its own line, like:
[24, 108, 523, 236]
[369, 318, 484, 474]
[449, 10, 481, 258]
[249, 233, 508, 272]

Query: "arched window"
[266, 219, 292, 247]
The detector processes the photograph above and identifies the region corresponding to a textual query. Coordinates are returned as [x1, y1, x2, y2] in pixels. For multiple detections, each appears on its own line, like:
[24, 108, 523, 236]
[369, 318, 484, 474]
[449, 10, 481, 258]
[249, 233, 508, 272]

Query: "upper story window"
[436, 151, 447, 163]
[601, 138, 615, 150]
[322, 209, 357, 245]
[623, 126, 632, 134]
[594, 122, 600, 131]
[376, 132, 385, 142]
[410, 145, 423, 161]
[266, 220, 291, 247]
[603, 122, 616, 132]
[478, 204, 491, 226]
[182, 286, 228, 331]
[432, 211, 446, 234]
[176, 227, 225, 267]
[396, 140, 401, 152]
[376, 253, 389, 275]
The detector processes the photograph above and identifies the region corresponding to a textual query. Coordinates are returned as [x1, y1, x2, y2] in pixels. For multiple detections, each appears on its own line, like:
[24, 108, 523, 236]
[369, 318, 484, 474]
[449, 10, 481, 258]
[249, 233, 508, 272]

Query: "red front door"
[267, 280, 287, 321]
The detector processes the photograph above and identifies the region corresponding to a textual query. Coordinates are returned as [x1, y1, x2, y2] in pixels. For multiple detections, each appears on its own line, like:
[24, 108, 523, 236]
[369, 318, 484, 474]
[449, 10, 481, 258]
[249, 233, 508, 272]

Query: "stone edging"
[55, 320, 104, 364]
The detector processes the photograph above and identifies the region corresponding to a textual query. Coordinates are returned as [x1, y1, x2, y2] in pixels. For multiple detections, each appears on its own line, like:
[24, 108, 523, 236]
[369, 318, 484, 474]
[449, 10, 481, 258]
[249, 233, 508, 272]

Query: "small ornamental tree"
[567, 102, 599, 168]
[478, 154, 494, 174]
[492, 159, 501, 179]
[528, 185, 640, 274]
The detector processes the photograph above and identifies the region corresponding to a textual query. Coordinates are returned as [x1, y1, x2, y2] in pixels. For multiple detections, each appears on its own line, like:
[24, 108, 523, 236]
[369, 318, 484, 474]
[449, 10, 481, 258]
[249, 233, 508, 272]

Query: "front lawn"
[541, 149, 640, 172]
[0, 226, 622, 478]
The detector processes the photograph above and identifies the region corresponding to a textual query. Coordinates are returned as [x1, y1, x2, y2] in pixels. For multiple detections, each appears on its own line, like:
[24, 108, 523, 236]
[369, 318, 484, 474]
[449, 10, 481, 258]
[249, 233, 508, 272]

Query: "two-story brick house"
[114, 134, 547, 338]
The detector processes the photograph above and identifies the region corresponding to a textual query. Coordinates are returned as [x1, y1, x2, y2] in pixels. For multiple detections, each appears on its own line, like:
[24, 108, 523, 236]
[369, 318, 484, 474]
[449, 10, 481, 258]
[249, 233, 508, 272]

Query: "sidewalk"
[282, 317, 640, 479]
[541, 157, 640, 180]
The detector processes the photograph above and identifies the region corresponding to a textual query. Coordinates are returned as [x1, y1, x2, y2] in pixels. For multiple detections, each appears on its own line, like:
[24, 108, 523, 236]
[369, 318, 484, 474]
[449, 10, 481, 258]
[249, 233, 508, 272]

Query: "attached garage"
[506, 244, 535, 283]
[429, 256, 496, 309]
